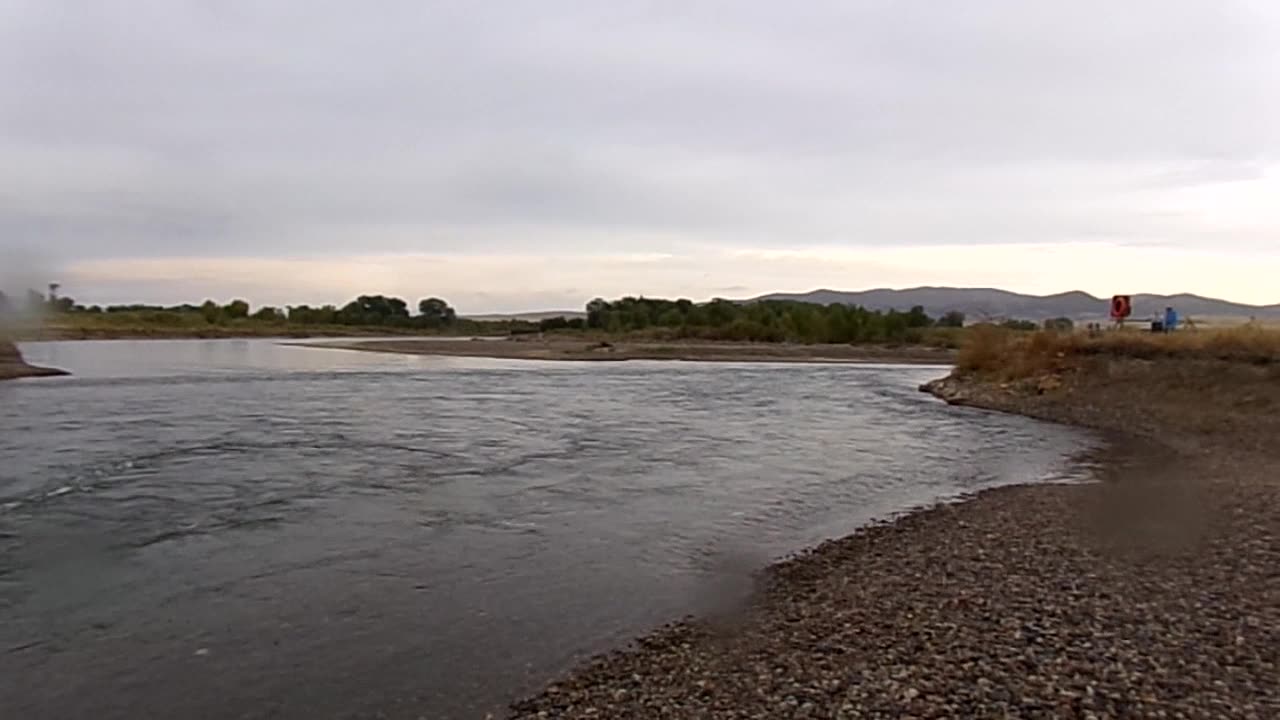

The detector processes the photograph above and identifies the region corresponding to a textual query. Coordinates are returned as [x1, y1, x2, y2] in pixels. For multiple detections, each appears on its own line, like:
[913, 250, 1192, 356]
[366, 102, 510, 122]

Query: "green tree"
[706, 299, 738, 326]
[905, 305, 932, 328]
[586, 298, 609, 329]
[417, 297, 457, 328]
[538, 316, 571, 332]
[253, 306, 285, 322]
[224, 299, 250, 319]
[287, 305, 337, 324]
[657, 308, 684, 327]
[200, 300, 223, 324]
[575, 296, 947, 344]
[48, 296, 76, 313]
[339, 295, 411, 325]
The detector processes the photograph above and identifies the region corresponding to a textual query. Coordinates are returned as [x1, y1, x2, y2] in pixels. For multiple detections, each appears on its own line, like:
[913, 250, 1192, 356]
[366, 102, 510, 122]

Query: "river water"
[0, 340, 1097, 719]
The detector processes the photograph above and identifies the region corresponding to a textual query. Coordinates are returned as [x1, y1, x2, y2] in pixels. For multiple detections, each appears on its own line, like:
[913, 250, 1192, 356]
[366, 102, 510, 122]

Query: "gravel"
[508, 359, 1279, 719]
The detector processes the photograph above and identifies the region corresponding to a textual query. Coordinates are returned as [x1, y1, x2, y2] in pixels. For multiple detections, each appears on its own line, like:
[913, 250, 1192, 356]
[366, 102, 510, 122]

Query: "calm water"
[1, 340, 1097, 719]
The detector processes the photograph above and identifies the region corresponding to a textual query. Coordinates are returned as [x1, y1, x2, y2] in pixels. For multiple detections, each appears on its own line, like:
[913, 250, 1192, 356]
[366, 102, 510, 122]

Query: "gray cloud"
[2, 0, 1278, 303]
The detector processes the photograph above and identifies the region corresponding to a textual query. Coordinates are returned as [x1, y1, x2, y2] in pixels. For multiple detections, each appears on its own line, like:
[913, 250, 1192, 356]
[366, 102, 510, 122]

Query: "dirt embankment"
[306, 337, 957, 365]
[0, 340, 67, 380]
[509, 358, 1279, 719]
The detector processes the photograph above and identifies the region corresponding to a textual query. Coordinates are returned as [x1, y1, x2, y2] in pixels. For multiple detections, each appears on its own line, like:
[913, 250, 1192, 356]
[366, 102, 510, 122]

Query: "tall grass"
[957, 324, 1280, 379]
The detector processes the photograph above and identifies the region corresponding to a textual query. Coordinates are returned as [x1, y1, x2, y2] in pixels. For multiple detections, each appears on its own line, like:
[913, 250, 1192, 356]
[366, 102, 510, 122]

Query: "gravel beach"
[509, 358, 1279, 719]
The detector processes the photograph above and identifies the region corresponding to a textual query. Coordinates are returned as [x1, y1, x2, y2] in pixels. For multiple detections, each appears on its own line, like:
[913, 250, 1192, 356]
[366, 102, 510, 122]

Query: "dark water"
[1, 340, 1097, 719]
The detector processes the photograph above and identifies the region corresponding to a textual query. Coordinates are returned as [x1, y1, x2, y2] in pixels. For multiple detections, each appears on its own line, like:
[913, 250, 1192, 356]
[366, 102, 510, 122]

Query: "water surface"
[1, 340, 1097, 719]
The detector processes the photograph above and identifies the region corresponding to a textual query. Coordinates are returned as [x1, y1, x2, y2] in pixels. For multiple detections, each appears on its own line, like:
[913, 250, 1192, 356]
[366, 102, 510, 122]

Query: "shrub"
[955, 324, 1013, 374]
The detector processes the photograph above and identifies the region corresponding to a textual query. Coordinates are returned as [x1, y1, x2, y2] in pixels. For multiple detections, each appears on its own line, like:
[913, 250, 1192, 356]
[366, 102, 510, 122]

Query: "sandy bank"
[509, 358, 1278, 718]
[0, 341, 67, 381]
[302, 338, 957, 365]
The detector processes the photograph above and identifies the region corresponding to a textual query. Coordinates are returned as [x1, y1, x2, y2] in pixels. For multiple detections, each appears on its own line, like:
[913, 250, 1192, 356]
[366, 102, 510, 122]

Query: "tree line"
[2, 289, 484, 331]
[571, 296, 964, 343]
[4, 286, 1075, 342]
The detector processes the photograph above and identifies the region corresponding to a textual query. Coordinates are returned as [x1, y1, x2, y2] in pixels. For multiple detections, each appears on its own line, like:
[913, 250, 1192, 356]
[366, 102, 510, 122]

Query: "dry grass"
[957, 324, 1280, 379]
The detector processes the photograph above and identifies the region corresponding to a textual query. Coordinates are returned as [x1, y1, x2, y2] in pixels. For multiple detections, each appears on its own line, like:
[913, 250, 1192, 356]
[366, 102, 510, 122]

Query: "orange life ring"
[1110, 295, 1132, 320]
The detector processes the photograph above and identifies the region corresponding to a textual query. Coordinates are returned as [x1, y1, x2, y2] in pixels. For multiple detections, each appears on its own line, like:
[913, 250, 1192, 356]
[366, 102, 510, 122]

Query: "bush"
[1001, 319, 1039, 331]
[1044, 317, 1075, 332]
[956, 324, 1014, 374]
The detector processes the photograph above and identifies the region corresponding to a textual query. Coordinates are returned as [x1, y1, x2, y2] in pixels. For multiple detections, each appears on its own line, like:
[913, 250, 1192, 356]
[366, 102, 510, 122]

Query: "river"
[0, 339, 1097, 719]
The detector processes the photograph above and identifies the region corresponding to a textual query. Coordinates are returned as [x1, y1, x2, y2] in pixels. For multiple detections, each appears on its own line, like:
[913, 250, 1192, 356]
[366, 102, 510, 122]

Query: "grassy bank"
[956, 324, 1280, 380]
[932, 326, 1280, 457]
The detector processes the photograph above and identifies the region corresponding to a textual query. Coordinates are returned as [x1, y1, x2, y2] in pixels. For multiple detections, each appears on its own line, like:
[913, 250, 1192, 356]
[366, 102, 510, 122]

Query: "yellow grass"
[957, 324, 1280, 379]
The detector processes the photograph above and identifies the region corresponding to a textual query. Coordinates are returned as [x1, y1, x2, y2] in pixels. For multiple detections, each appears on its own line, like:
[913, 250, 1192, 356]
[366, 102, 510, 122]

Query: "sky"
[3, 0, 1279, 313]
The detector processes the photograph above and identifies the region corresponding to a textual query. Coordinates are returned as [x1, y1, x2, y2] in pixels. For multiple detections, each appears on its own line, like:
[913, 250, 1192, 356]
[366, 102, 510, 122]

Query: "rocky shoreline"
[508, 360, 1278, 718]
[0, 340, 67, 381]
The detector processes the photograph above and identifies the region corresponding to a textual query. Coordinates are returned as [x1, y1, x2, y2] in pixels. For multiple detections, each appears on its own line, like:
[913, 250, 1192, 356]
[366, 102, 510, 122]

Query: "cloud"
[2, 1, 1279, 306]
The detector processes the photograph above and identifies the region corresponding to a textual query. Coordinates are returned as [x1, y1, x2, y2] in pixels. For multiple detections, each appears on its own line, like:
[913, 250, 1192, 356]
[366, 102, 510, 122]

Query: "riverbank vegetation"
[957, 323, 1280, 380]
[6, 289, 978, 346]
[2, 292, 539, 340]
[580, 296, 963, 345]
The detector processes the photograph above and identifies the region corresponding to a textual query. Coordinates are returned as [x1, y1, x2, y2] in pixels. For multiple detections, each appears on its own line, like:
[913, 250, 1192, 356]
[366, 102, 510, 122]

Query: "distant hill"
[748, 287, 1280, 322]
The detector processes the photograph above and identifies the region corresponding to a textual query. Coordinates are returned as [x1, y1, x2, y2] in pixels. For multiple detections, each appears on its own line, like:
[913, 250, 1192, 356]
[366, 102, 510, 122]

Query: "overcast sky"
[3, 1, 1278, 312]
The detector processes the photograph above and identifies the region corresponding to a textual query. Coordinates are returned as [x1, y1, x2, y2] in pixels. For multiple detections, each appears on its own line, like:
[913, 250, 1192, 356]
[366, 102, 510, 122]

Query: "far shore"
[14, 325, 441, 342]
[298, 337, 959, 365]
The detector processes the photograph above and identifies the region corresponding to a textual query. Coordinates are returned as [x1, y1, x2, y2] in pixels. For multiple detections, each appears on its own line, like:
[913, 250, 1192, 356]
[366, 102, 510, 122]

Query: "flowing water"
[0, 340, 1097, 719]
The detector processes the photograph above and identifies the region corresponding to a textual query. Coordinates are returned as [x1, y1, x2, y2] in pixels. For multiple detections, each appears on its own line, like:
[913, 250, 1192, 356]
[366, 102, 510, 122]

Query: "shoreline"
[298, 338, 958, 365]
[0, 341, 68, 381]
[0, 364, 68, 381]
[508, 359, 1279, 718]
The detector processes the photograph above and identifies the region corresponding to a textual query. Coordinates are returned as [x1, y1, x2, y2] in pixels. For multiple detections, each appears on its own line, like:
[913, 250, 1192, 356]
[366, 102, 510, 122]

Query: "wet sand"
[302, 337, 958, 365]
[510, 358, 1279, 718]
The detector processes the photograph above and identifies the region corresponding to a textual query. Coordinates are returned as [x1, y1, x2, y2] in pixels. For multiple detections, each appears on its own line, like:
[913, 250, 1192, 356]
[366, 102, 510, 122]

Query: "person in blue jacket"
[1163, 306, 1179, 332]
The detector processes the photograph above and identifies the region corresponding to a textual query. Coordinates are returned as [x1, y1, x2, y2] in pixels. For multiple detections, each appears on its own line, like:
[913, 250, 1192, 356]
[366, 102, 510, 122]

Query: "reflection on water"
[1, 340, 1097, 719]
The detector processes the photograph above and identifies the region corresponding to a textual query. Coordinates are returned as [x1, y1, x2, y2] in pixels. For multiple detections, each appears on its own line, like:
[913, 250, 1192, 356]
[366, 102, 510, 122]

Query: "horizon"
[6, 282, 1279, 316]
[4, 2, 1279, 312]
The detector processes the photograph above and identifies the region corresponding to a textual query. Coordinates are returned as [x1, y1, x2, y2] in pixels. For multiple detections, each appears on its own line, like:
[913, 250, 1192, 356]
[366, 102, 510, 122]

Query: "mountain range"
[749, 288, 1280, 322]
